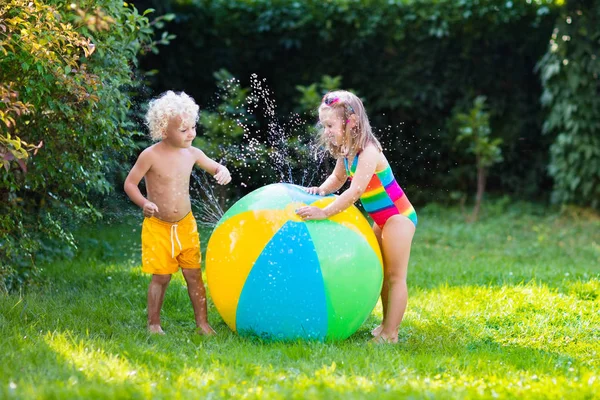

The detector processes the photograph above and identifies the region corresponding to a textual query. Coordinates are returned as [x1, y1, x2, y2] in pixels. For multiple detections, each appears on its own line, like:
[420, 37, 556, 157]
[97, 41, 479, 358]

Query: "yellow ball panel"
[206, 209, 291, 331]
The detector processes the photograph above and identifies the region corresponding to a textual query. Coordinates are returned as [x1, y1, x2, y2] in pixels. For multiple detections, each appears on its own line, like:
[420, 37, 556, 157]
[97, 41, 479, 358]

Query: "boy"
[124, 91, 231, 335]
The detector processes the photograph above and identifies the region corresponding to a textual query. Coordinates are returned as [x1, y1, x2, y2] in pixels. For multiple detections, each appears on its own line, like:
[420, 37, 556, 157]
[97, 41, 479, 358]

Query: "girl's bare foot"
[197, 323, 216, 336]
[370, 334, 398, 344]
[148, 324, 165, 335]
[371, 324, 383, 337]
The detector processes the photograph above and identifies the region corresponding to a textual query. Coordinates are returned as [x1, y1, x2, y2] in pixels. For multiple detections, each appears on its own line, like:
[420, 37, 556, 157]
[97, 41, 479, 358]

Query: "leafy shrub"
[537, 0, 600, 209]
[195, 71, 344, 196]
[137, 0, 560, 200]
[0, 1, 169, 291]
[452, 96, 503, 222]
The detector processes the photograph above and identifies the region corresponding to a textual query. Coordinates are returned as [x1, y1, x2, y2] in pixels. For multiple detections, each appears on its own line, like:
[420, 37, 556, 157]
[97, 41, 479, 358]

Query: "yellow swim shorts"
[141, 212, 201, 275]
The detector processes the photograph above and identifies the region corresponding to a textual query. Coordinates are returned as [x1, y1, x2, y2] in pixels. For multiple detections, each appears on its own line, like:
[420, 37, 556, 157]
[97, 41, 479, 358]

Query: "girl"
[296, 90, 417, 343]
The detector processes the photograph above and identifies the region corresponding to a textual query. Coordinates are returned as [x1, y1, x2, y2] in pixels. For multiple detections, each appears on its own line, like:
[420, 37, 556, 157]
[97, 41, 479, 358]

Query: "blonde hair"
[145, 91, 199, 141]
[318, 90, 382, 158]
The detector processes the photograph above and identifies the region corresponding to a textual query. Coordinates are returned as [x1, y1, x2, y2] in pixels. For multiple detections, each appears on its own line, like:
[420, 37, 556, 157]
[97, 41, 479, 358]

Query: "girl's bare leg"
[148, 274, 172, 334]
[182, 268, 216, 335]
[373, 215, 415, 343]
[371, 223, 386, 337]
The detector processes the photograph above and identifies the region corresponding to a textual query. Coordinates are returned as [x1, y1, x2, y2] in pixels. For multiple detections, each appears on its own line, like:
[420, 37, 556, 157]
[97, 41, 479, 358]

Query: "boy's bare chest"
[149, 156, 195, 183]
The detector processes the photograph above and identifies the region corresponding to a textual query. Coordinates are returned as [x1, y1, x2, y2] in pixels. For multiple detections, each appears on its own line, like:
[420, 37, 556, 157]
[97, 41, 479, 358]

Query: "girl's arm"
[322, 146, 378, 217]
[296, 145, 379, 221]
[313, 159, 347, 195]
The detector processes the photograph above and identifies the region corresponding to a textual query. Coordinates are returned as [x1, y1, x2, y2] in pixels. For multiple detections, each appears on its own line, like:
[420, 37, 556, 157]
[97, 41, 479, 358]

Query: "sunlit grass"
[1, 202, 599, 398]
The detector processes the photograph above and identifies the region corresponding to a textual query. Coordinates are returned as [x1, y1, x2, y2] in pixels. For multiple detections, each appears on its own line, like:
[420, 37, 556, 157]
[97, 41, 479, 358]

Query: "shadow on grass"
[22, 255, 593, 380]
[1, 296, 149, 398]
[6, 209, 596, 396]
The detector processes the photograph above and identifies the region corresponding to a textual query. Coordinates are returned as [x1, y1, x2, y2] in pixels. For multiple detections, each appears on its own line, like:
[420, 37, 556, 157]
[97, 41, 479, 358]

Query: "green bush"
[452, 96, 503, 222]
[0, 1, 168, 291]
[195, 71, 343, 195]
[137, 0, 560, 201]
[537, 0, 600, 209]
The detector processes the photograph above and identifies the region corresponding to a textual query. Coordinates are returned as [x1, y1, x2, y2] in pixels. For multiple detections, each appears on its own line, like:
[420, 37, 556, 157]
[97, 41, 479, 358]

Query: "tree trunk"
[470, 162, 487, 223]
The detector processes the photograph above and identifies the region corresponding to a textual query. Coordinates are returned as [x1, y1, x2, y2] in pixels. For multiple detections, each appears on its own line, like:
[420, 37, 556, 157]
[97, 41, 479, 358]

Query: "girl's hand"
[214, 165, 231, 185]
[305, 186, 325, 196]
[143, 201, 159, 218]
[296, 206, 328, 221]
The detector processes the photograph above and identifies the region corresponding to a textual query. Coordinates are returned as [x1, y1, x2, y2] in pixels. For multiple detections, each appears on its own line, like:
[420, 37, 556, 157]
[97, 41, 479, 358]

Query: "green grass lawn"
[1, 202, 599, 399]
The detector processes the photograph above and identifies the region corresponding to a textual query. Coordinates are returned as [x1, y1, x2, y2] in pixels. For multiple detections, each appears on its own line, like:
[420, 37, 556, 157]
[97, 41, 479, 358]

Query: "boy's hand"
[214, 165, 231, 185]
[305, 187, 325, 196]
[143, 202, 159, 218]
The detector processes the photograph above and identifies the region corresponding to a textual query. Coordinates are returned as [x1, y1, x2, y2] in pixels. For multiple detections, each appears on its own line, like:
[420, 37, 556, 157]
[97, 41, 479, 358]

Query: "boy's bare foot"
[148, 324, 165, 335]
[196, 323, 216, 336]
[371, 325, 383, 337]
[370, 334, 398, 344]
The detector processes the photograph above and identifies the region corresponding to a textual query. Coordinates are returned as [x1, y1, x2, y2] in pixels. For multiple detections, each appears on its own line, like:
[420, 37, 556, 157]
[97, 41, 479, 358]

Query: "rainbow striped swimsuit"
[344, 153, 417, 228]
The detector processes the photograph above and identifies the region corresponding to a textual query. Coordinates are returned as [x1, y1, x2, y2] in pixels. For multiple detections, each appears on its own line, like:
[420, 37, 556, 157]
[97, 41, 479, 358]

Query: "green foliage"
[195, 71, 345, 193]
[1, 207, 599, 397]
[0, 86, 40, 173]
[295, 75, 345, 116]
[197, 69, 256, 162]
[193, 69, 264, 203]
[452, 96, 503, 222]
[455, 96, 503, 169]
[0, 0, 169, 291]
[139, 0, 561, 200]
[537, 0, 600, 209]
[293, 75, 346, 178]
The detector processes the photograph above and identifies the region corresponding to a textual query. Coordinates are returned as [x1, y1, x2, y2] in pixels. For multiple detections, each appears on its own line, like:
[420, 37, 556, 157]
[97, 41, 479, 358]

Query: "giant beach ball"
[206, 183, 383, 341]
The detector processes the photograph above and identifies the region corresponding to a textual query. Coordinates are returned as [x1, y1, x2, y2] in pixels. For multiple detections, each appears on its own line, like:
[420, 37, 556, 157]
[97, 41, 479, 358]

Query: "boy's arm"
[194, 148, 231, 185]
[124, 150, 158, 215]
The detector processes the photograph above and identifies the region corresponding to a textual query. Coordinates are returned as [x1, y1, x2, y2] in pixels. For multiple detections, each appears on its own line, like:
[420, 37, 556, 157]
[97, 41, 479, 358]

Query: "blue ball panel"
[235, 221, 328, 340]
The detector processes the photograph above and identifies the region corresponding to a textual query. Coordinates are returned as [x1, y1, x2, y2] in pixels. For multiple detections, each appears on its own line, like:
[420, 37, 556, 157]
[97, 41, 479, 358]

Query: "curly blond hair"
[318, 90, 381, 158]
[145, 91, 199, 141]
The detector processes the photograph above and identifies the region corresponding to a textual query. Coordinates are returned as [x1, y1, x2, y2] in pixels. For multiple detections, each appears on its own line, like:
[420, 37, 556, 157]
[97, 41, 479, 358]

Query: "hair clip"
[322, 95, 355, 114]
[323, 95, 340, 106]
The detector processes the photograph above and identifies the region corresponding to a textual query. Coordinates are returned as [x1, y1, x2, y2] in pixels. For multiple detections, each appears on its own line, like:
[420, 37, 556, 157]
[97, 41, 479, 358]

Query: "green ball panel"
[216, 183, 293, 227]
[306, 220, 383, 340]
